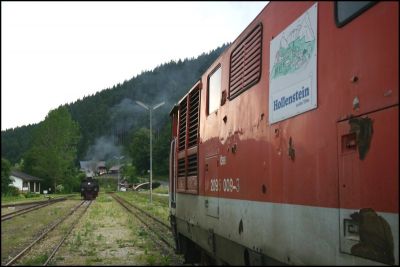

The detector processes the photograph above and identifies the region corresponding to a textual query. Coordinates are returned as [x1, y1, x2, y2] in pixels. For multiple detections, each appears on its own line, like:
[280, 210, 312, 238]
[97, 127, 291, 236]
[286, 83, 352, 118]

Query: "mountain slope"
[2, 44, 228, 165]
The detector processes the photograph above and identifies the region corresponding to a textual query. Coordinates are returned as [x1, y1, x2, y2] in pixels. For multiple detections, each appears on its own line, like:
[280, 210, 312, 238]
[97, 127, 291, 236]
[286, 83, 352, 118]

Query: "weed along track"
[1, 199, 79, 264]
[1, 197, 69, 222]
[109, 193, 183, 264]
[44, 201, 92, 265]
[2, 193, 184, 265]
[4, 200, 91, 266]
[47, 193, 183, 265]
[110, 193, 174, 248]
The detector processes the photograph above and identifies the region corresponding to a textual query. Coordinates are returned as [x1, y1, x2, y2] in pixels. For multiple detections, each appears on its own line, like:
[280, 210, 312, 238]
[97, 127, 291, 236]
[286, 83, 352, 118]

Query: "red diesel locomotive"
[169, 2, 398, 265]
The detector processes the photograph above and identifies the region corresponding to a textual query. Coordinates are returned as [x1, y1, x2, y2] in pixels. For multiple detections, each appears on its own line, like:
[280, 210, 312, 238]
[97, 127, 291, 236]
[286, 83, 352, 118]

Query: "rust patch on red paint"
[221, 90, 227, 106]
[231, 144, 238, 154]
[350, 208, 394, 265]
[262, 184, 267, 194]
[288, 137, 295, 161]
[348, 117, 373, 160]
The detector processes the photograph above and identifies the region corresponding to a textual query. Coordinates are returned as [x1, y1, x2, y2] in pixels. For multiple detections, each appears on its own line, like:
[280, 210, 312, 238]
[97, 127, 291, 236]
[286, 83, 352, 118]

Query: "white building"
[9, 171, 43, 193]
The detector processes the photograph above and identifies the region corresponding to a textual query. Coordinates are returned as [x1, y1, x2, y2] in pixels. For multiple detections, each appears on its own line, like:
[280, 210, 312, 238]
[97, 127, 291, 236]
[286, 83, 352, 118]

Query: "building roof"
[97, 161, 106, 168]
[109, 164, 122, 171]
[80, 160, 106, 170]
[10, 171, 43, 182]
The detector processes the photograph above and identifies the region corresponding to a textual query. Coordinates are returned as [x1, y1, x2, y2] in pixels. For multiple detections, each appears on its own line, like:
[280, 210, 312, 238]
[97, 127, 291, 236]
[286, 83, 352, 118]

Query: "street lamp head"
[136, 100, 165, 111]
[136, 101, 149, 110]
[153, 102, 165, 110]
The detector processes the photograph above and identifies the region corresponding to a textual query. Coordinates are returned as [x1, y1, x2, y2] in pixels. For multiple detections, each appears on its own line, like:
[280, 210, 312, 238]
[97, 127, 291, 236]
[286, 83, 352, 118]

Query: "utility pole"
[114, 156, 124, 191]
[136, 100, 165, 203]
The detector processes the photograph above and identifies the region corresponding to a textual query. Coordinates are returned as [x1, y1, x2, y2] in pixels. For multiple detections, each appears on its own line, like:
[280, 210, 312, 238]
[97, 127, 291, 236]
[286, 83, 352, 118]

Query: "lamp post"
[114, 156, 124, 191]
[136, 100, 165, 203]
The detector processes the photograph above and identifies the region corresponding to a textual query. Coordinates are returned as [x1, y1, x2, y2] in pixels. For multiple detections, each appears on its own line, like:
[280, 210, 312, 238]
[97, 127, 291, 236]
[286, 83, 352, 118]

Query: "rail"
[109, 193, 175, 251]
[44, 200, 92, 265]
[1, 195, 76, 208]
[4, 200, 91, 266]
[1, 197, 69, 222]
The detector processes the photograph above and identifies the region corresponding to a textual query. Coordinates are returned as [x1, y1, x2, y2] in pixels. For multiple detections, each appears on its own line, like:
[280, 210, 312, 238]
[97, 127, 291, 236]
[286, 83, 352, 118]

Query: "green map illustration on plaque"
[271, 15, 315, 80]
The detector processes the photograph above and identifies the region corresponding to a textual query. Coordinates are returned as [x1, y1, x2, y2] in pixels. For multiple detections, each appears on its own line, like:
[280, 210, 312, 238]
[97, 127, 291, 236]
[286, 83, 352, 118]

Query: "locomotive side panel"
[170, 1, 398, 265]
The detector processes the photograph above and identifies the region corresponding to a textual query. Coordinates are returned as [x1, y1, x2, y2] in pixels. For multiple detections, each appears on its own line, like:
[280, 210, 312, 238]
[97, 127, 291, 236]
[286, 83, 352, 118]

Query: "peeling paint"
[349, 117, 373, 160]
[288, 137, 295, 160]
[350, 208, 394, 265]
[239, 219, 243, 235]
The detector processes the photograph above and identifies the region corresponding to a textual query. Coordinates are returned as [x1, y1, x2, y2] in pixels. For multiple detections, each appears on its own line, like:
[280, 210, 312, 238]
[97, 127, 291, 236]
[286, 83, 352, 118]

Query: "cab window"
[335, 1, 376, 27]
[207, 65, 222, 114]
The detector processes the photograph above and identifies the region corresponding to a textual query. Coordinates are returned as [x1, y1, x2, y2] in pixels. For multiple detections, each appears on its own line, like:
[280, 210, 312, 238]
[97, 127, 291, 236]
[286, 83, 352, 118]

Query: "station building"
[9, 171, 43, 193]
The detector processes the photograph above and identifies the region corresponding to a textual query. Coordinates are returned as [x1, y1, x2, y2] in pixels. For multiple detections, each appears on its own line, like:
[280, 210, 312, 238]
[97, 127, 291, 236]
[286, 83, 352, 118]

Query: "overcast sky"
[1, 1, 268, 131]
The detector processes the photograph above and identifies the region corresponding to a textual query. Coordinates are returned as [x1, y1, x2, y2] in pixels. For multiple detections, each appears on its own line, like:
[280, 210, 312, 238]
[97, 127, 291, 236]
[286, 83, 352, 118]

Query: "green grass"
[137, 191, 169, 206]
[22, 253, 48, 265]
[1, 200, 79, 263]
[137, 174, 168, 182]
[115, 191, 169, 224]
[1, 194, 42, 203]
[96, 234, 103, 241]
[95, 194, 113, 202]
[68, 231, 88, 253]
[153, 185, 169, 194]
[96, 176, 117, 191]
[1, 193, 79, 204]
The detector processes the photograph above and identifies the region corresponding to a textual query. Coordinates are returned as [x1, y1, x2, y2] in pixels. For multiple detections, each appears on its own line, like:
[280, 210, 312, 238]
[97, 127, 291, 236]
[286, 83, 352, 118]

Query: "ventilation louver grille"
[176, 82, 201, 194]
[187, 88, 200, 148]
[178, 98, 187, 151]
[177, 158, 186, 178]
[229, 23, 263, 99]
[187, 153, 198, 177]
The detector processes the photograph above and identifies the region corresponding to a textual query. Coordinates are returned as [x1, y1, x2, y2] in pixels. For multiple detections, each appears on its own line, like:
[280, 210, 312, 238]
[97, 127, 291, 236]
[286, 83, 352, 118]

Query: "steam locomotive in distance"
[80, 175, 99, 200]
[169, 2, 398, 266]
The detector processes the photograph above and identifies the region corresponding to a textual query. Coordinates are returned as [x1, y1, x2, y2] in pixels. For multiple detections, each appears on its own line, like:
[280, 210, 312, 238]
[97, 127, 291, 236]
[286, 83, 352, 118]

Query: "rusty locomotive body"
[168, 2, 398, 265]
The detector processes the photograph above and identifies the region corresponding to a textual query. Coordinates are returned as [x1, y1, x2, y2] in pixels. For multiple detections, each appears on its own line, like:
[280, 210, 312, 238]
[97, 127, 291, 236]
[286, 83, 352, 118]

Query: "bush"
[56, 184, 64, 193]
[6, 186, 20, 196]
[24, 192, 41, 198]
[1, 158, 12, 194]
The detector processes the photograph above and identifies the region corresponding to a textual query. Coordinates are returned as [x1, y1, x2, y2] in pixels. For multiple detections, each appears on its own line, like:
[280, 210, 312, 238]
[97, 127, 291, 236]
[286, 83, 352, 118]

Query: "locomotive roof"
[177, 80, 202, 106]
[169, 104, 179, 116]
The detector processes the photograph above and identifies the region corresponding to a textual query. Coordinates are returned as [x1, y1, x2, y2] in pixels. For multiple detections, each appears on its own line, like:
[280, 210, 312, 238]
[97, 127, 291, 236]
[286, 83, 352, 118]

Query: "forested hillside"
[1, 44, 228, 179]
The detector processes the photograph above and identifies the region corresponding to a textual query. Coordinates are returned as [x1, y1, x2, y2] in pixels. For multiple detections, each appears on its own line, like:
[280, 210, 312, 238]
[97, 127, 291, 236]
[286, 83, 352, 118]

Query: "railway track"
[1, 197, 70, 222]
[4, 200, 92, 266]
[109, 192, 181, 262]
[1, 195, 76, 208]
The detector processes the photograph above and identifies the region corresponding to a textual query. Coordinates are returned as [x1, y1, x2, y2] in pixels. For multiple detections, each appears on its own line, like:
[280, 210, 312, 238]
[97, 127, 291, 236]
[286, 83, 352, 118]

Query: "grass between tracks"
[0, 200, 79, 265]
[2, 192, 178, 266]
[1, 193, 79, 205]
[115, 190, 170, 225]
[53, 193, 178, 265]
